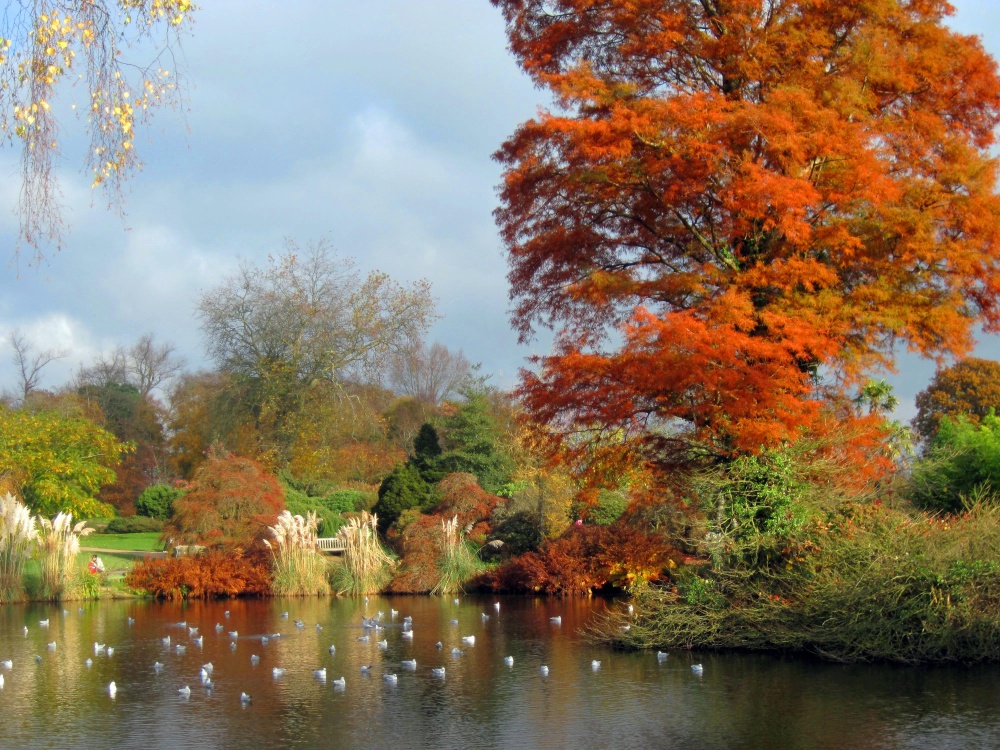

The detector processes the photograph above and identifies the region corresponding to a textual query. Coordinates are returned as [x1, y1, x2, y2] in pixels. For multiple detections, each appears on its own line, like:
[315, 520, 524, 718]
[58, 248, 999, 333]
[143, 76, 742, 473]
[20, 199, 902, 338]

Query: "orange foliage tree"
[165, 452, 285, 546]
[492, 0, 1000, 469]
[913, 358, 1000, 441]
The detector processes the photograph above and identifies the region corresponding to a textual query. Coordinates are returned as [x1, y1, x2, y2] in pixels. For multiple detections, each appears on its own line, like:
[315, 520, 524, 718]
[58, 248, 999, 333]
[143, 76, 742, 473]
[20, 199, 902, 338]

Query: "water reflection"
[0, 598, 996, 749]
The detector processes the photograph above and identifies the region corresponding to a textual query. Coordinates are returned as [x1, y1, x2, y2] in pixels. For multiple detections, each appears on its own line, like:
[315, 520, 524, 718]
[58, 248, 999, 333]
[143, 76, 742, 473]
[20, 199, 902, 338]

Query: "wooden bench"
[317, 537, 346, 555]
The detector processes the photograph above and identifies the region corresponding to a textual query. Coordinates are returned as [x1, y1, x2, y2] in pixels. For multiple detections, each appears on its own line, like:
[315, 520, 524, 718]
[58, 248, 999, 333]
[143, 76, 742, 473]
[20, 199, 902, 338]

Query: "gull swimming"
[106, 647, 114, 657]
[461, 635, 475, 646]
[332, 676, 346, 687]
[178, 686, 191, 697]
[215, 624, 224, 633]
[0, 660, 12, 669]
[188, 627, 199, 635]
[39, 619, 49, 627]
[401, 659, 417, 670]
[591, 660, 602, 670]
[272, 668, 286, 678]
[153, 662, 164, 672]
[383, 674, 398, 683]
[250, 655, 260, 665]
[431, 667, 446, 677]
[240, 692, 252, 705]
[401, 630, 413, 640]
[261, 637, 269, 646]
[550, 616, 562, 625]
[657, 651, 669, 662]
[493, 602, 501, 612]
[86, 658, 93, 668]
[314, 668, 327, 680]
[46, 642, 56, 651]
[108, 682, 116, 698]
[540, 665, 549, 676]
[691, 664, 704, 675]
[504, 656, 514, 667]
[377, 639, 388, 650]
[481, 613, 490, 622]
[175, 645, 186, 654]
[328, 645, 336, 654]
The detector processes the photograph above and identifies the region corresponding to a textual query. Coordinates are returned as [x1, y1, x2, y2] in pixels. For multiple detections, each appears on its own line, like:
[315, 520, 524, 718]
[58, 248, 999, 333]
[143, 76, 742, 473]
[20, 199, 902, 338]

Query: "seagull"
[39, 619, 49, 627]
[272, 667, 286, 678]
[188, 627, 199, 635]
[0, 674, 4, 688]
[294, 620, 305, 629]
[383, 673, 398, 683]
[461, 635, 475, 646]
[230, 642, 237, 651]
[402, 616, 412, 624]
[450, 619, 459, 625]
[401, 630, 413, 640]
[175, 645, 186, 654]
[229, 631, 239, 639]
[178, 685, 191, 697]
[240, 692, 252, 705]
[46, 642, 56, 651]
[314, 668, 327, 680]
[224, 610, 230, 618]
[202, 662, 214, 673]
[390, 609, 398, 618]
[435, 641, 443, 650]
[22, 626, 27, 637]
[401, 659, 416, 670]
[315, 624, 323, 631]
[161, 636, 171, 646]
[153, 662, 164, 672]
[691, 664, 704, 675]
[176, 621, 187, 628]
[215, 624, 224, 632]
[127, 617, 135, 625]
[550, 616, 562, 625]
[451, 648, 464, 656]
[493, 602, 501, 612]
[657, 651, 669, 662]
[250, 655, 260, 665]
[332, 676, 346, 688]
[360, 665, 372, 674]
[107, 647, 115, 657]
[94, 643, 106, 655]
[280, 612, 289, 619]
[504, 656, 514, 667]
[35, 655, 42, 664]
[591, 660, 602, 670]
[377, 639, 388, 650]
[193, 636, 203, 646]
[627, 604, 634, 614]
[86, 658, 93, 668]
[261, 637, 269, 646]
[1, 660, 12, 669]
[453, 598, 460, 605]
[200, 668, 210, 682]
[108, 681, 116, 698]
[328, 645, 336, 654]
[540, 665, 549, 676]
[358, 635, 370, 643]
[481, 613, 490, 622]
[431, 667, 446, 678]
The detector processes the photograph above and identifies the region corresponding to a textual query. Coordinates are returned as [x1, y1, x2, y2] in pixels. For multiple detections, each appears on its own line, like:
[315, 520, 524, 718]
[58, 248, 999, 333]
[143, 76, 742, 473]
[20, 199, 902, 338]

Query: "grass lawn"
[81, 533, 165, 552]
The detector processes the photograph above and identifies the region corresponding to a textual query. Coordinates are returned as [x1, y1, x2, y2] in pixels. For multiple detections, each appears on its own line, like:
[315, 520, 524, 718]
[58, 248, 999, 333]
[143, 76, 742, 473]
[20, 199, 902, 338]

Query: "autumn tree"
[76, 334, 185, 399]
[913, 358, 1000, 442]
[492, 0, 1000, 472]
[388, 341, 474, 405]
[6, 330, 67, 406]
[0, 1, 193, 257]
[196, 240, 437, 465]
[0, 404, 127, 517]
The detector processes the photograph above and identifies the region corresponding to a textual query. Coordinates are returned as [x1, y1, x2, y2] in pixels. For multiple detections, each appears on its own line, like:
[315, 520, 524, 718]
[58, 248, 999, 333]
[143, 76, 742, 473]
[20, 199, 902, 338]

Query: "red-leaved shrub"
[126, 547, 272, 599]
[165, 452, 285, 545]
[478, 525, 680, 595]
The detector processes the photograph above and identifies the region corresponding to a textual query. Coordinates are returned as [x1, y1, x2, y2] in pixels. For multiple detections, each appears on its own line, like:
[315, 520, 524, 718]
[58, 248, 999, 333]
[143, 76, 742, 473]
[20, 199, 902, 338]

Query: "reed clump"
[0, 493, 38, 602]
[431, 514, 483, 595]
[265, 510, 330, 596]
[333, 511, 395, 596]
[36, 512, 93, 600]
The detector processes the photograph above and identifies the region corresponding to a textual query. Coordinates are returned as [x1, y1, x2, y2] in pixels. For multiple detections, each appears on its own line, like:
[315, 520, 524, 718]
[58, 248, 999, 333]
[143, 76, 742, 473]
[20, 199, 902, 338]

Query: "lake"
[0, 596, 997, 750]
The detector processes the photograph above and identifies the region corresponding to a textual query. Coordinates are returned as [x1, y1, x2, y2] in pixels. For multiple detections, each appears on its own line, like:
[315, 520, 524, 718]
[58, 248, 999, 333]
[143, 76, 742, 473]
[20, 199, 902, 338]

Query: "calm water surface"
[0, 597, 997, 750]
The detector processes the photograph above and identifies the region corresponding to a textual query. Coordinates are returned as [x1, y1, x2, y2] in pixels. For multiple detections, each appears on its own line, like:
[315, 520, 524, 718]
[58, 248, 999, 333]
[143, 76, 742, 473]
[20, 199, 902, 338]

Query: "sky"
[0, 0, 997, 422]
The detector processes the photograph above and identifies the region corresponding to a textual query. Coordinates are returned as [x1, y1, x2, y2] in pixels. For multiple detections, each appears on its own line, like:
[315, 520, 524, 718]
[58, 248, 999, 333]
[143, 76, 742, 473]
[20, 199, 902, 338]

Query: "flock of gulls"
[1, 599, 704, 707]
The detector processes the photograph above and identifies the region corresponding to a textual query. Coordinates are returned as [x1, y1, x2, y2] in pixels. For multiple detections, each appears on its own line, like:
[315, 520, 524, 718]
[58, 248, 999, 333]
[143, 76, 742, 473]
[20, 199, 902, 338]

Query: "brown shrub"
[477, 525, 680, 595]
[165, 452, 285, 546]
[126, 547, 273, 599]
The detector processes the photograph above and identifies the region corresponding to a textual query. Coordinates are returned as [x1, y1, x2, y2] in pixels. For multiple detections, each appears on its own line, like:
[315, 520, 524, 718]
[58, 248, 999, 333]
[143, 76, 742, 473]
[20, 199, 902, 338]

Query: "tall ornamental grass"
[264, 510, 330, 596]
[36, 512, 93, 600]
[333, 512, 394, 596]
[431, 514, 483, 595]
[0, 493, 38, 602]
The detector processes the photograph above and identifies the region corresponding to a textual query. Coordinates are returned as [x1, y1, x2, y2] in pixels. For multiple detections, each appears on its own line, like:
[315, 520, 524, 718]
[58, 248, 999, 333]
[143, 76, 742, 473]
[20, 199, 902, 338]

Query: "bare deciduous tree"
[76, 333, 185, 398]
[8, 329, 67, 404]
[388, 341, 474, 405]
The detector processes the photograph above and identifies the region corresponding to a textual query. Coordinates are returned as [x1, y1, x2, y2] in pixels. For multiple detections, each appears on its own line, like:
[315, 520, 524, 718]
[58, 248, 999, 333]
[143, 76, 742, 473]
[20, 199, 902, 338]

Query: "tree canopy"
[492, 0, 1000, 469]
[913, 358, 1000, 442]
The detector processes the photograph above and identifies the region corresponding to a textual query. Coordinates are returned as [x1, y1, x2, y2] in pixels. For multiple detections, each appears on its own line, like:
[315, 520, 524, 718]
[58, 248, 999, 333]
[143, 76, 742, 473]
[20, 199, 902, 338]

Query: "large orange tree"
[493, 0, 1000, 469]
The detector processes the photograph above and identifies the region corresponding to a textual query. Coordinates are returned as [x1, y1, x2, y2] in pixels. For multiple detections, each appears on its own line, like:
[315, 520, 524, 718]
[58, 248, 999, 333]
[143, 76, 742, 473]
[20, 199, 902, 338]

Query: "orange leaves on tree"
[493, 0, 1000, 471]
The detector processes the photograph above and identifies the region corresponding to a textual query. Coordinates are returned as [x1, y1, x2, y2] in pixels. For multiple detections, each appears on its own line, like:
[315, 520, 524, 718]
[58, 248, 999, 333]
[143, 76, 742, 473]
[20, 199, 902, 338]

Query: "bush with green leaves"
[572, 490, 630, 526]
[136, 484, 182, 520]
[373, 462, 434, 531]
[481, 510, 543, 562]
[282, 485, 342, 537]
[106, 516, 164, 533]
[908, 413, 1000, 513]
